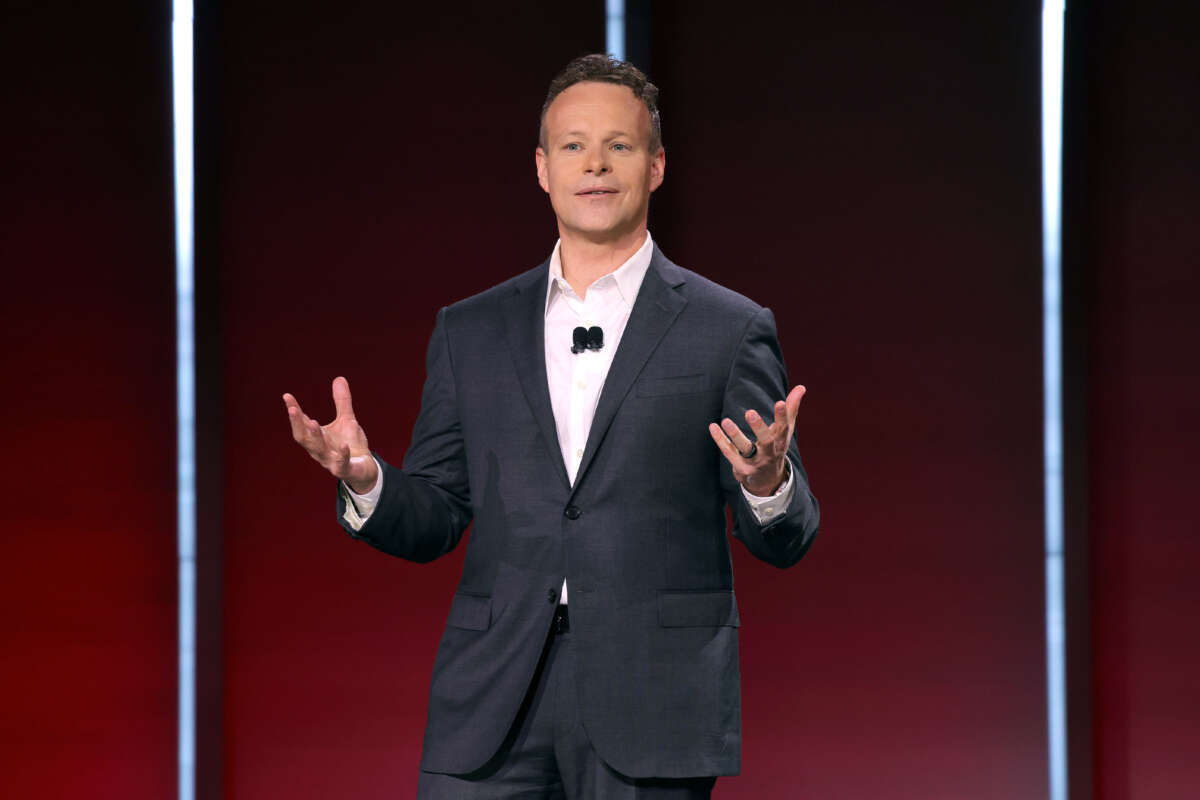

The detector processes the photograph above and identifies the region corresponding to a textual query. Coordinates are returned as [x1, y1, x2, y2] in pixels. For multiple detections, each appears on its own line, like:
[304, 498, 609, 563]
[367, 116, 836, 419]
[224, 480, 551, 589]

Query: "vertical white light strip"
[606, 0, 626, 61]
[1041, 3, 1067, 800]
[171, 2, 196, 800]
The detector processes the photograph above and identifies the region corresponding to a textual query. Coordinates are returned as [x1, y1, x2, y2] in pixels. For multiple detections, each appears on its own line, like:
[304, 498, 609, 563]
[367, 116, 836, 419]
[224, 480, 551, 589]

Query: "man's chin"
[559, 216, 641, 243]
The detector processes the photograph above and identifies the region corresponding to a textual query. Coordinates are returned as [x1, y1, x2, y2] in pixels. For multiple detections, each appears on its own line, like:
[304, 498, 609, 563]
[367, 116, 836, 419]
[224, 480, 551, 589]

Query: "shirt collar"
[545, 231, 655, 316]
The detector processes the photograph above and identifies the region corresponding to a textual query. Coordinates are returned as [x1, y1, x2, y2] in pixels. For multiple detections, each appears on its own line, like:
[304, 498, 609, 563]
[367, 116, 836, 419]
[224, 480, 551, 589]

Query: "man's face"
[536, 81, 665, 243]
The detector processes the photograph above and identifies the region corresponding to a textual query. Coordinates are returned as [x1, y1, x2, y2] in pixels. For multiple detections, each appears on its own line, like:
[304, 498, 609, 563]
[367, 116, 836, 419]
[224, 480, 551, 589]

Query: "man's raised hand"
[283, 376, 379, 494]
[708, 384, 806, 497]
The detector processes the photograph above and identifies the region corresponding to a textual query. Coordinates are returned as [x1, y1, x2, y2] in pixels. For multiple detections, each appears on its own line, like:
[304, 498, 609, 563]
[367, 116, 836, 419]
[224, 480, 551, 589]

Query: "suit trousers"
[416, 616, 717, 800]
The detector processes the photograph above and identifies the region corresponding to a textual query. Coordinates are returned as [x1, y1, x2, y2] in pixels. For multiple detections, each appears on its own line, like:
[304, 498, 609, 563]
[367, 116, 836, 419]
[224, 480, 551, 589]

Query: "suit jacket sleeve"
[335, 307, 473, 562]
[721, 306, 820, 568]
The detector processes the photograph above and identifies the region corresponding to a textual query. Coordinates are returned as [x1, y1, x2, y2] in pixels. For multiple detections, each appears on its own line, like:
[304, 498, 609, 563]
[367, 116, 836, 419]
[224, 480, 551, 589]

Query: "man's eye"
[612, 143, 630, 151]
[564, 143, 581, 151]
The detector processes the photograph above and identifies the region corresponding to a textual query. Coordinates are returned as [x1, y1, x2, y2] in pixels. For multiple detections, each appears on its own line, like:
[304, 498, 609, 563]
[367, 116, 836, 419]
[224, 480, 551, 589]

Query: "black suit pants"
[417, 617, 717, 800]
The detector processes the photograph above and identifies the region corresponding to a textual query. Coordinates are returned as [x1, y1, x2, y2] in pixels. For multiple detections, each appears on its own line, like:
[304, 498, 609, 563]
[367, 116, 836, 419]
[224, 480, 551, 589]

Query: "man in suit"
[283, 55, 819, 799]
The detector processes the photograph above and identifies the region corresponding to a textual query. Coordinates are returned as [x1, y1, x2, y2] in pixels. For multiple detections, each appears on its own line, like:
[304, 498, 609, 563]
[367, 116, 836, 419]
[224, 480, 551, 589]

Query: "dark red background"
[1072, 2, 1200, 798]
[2, 2, 1196, 799]
[1, 3, 177, 798]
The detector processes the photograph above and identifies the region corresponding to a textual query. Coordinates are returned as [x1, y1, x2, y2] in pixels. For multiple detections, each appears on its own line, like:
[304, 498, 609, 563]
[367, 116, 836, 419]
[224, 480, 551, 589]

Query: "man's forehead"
[555, 80, 639, 99]
[544, 82, 649, 132]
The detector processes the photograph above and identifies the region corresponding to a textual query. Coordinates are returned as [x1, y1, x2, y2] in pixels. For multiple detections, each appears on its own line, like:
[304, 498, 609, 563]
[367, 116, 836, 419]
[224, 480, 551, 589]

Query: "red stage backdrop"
[0, 3, 177, 798]
[1079, 2, 1200, 798]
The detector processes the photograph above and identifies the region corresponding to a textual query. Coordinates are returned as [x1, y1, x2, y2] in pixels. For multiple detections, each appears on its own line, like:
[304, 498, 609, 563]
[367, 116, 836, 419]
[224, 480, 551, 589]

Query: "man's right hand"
[283, 376, 379, 494]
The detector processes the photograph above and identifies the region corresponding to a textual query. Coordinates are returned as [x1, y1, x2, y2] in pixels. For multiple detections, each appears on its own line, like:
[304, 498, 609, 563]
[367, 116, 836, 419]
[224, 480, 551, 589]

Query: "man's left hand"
[708, 384, 806, 497]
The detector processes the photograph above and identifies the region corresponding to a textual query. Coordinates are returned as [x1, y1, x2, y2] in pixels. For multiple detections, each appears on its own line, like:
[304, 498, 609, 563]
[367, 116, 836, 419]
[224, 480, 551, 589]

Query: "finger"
[297, 415, 329, 457]
[744, 408, 772, 442]
[785, 384, 806, 427]
[770, 400, 788, 436]
[332, 376, 356, 420]
[283, 392, 308, 422]
[284, 394, 314, 440]
[708, 422, 745, 465]
[719, 418, 755, 457]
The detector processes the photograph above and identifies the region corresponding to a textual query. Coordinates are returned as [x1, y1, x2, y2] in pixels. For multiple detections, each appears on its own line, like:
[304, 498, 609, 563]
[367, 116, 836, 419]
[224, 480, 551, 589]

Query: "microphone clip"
[571, 326, 604, 354]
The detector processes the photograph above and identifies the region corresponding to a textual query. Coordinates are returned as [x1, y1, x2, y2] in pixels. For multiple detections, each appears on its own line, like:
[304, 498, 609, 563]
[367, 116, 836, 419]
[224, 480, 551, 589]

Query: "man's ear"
[535, 147, 549, 193]
[649, 147, 666, 193]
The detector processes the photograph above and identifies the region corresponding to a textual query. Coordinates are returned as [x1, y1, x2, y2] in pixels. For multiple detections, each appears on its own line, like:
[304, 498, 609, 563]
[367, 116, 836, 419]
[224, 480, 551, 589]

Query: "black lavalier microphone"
[571, 326, 604, 354]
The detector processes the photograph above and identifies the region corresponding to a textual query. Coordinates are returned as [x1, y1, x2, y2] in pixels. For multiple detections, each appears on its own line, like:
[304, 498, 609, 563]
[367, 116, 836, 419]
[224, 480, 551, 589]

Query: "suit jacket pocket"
[446, 592, 492, 631]
[657, 589, 740, 628]
[635, 373, 708, 397]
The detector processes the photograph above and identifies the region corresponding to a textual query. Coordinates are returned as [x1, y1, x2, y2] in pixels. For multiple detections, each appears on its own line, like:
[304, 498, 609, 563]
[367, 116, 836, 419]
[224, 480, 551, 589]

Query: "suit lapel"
[503, 263, 572, 492]
[569, 248, 688, 498]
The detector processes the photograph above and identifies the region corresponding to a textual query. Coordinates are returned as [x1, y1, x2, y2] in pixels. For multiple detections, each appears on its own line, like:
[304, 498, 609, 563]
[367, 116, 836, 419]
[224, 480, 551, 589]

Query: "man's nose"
[585, 150, 610, 174]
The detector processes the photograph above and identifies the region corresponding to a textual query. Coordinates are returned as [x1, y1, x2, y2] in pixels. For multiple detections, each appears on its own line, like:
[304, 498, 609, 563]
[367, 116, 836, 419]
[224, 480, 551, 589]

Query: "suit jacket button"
[564, 505, 581, 520]
[547, 589, 558, 603]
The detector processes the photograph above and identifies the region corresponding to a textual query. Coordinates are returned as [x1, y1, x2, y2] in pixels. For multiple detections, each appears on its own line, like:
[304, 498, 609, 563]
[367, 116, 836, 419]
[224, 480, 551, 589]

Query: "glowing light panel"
[607, 0, 625, 61]
[171, 2, 196, 799]
[1041, 3, 1067, 800]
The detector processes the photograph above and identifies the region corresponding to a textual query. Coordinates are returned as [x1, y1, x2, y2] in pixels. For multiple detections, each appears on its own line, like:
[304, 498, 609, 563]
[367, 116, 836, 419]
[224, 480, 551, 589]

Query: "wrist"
[746, 459, 789, 498]
[345, 461, 379, 495]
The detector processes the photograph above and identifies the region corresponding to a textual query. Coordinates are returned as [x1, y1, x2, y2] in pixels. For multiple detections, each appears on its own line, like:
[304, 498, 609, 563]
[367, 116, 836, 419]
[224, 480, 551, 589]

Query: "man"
[284, 55, 819, 799]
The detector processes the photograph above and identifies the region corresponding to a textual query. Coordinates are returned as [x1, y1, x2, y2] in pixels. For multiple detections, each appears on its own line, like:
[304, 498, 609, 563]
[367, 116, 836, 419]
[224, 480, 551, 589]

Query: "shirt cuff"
[341, 457, 383, 531]
[741, 458, 795, 525]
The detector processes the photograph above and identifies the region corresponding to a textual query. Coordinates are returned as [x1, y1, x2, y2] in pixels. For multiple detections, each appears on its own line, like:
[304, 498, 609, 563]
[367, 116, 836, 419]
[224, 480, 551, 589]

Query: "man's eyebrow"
[559, 129, 634, 140]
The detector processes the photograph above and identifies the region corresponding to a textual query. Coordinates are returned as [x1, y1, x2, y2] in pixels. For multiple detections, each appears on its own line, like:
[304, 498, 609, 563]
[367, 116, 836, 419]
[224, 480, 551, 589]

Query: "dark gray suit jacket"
[337, 246, 819, 778]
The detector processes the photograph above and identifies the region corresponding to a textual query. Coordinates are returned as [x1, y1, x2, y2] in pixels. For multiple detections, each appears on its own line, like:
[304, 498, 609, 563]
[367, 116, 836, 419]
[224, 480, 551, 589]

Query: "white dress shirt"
[342, 232, 794, 603]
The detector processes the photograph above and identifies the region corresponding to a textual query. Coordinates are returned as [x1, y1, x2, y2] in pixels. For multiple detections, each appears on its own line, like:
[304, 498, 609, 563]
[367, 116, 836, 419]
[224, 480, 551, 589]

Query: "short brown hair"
[539, 54, 662, 152]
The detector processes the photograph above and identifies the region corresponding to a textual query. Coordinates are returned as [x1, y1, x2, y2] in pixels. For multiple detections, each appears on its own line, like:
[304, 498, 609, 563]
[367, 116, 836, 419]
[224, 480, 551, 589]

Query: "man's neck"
[558, 226, 647, 300]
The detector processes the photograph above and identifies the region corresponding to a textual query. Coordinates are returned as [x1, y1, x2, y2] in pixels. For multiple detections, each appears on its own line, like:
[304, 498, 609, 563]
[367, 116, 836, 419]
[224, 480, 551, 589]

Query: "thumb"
[332, 376, 356, 419]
